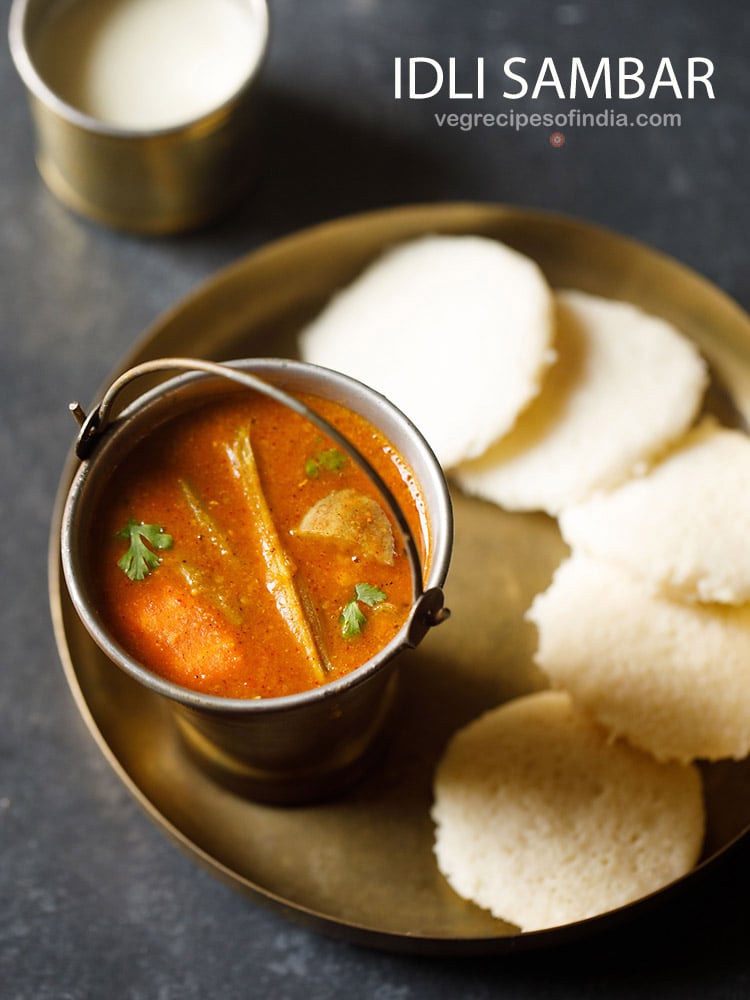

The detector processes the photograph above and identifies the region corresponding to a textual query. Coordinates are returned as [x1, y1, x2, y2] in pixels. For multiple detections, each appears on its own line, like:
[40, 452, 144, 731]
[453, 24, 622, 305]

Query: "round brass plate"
[49, 203, 750, 954]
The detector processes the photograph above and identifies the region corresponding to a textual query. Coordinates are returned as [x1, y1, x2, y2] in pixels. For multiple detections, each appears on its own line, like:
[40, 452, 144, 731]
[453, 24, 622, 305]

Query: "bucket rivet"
[69, 401, 87, 427]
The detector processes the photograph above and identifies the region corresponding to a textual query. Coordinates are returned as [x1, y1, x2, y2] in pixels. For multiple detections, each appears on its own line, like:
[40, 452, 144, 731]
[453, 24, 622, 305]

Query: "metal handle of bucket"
[68, 357, 450, 646]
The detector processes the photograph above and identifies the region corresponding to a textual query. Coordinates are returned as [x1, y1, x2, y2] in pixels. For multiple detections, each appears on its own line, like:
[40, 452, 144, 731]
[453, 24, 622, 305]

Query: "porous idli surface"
[299, 235, 555, 470]
[454, 289, 708, 515]
[528, 554, 750, 763]
[560, 420, 750, 604]
[431, 691, 704, 933]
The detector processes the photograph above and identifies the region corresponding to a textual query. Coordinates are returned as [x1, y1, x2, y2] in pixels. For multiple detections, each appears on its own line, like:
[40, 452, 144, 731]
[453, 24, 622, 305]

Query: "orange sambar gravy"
[92, 390, 429, 699]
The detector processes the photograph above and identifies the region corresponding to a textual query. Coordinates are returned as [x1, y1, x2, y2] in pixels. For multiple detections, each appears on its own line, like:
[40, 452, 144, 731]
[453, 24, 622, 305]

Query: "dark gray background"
[2, 0, 748, 997]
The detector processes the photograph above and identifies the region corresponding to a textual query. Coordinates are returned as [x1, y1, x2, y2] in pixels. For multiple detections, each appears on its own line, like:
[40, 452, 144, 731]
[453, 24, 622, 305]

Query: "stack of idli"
[453, 288, 708, 513]
[530, 420, 750, 764]
[298, 232, 740, 932]
[299, 236, 708, 496]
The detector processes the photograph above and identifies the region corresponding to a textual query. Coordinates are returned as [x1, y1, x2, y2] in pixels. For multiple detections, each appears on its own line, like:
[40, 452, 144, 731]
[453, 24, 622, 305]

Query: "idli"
[299, 235, 555, 470]
[527, 554, 750, 763]
[454, 289, 708, 515]
[432, 690, 704, 932]
[560, 420, 750, 604]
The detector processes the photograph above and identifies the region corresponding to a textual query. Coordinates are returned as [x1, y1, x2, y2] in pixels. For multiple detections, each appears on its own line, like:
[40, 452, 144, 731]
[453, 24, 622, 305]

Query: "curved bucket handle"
[68, 357, 450, 647]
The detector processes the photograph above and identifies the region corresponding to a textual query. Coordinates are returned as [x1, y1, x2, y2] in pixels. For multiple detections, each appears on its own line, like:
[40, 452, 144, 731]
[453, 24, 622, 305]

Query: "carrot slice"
[121, 580, 247, 689]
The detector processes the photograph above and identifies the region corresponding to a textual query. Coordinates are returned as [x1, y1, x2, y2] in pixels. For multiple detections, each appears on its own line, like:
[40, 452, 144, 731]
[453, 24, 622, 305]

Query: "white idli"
[454, 289, 708, 515]
[560, 420, 750, 604]
[527, 554, 750, 763]
[299, 235, 555, 470]
[432, 690, 704, 933]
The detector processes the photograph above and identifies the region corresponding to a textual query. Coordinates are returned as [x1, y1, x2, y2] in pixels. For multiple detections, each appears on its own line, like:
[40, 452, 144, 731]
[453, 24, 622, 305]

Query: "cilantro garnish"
[115, 519, 173, 581]
[354, 582, 387, 607]
[340, 601, 367, 638]
[305, 447, 346, 479]
[340, 583, 387, 638]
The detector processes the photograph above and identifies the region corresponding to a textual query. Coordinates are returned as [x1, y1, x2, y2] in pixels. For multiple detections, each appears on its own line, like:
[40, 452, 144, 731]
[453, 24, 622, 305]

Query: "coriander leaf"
[304, 447, 346, 479]
[354, 582, 387, 607]
[318, 448, 346, 472]
[340, 583, 388, 638]
[116, 519, 173, 581]
[340, 600, 367, 638]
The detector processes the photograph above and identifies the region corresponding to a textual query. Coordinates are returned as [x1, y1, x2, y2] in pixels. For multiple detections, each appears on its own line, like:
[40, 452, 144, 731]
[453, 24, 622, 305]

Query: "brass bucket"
[60, 358, 453, 802]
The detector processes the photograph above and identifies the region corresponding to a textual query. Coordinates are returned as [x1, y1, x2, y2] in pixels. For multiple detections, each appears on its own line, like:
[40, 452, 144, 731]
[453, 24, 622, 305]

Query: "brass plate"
[49, 203, 750, 954]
